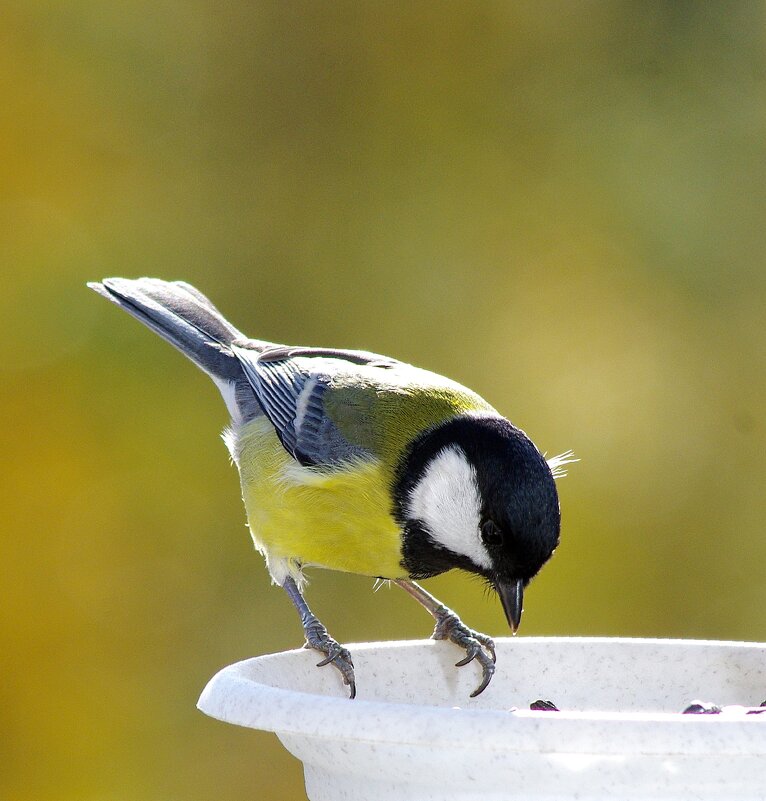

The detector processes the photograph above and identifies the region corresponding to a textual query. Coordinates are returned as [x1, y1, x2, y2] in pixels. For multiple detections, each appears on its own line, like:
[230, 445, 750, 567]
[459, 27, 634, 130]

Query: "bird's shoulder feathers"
[232, 344, 495, 471]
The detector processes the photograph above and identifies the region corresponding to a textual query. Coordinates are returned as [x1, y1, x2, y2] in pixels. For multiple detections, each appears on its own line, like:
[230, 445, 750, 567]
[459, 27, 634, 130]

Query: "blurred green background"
[4, 2, 766, 799]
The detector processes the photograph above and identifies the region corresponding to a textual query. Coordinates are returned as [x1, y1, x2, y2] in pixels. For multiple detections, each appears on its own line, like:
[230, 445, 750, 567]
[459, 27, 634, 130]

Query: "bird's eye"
[481, 519, 503, 547]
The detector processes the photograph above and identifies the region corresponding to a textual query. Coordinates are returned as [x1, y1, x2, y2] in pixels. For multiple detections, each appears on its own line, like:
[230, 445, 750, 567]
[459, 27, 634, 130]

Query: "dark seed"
[682, 701, 722, 715]
[530, 699, 559, 711]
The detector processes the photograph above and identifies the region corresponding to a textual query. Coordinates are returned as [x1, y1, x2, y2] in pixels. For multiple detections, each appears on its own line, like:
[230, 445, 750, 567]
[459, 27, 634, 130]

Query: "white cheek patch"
[406, 445, 491, 571]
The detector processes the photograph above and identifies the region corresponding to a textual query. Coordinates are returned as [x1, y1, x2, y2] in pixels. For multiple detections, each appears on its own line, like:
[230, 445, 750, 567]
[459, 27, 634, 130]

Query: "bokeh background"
[4, 2, 766, 799]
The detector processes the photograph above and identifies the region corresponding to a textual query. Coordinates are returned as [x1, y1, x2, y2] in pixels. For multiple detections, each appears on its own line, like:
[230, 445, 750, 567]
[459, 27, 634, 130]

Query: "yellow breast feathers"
[225, 416, 404, 585]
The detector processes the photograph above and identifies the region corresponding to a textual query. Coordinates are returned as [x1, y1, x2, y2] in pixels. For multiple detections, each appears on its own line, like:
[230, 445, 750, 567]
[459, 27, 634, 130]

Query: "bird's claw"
[474, 631, 497, 663]
[431, 609, 496, 697]
[303, 621, 356, 699]
[314, 645, 342, 667]
[454, 644, 480, 667]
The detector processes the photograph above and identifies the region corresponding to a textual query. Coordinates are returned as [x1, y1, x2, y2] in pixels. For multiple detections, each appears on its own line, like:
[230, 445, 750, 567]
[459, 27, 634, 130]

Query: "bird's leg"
[281, 576, 356, 699]
[394, 579, 496, 697]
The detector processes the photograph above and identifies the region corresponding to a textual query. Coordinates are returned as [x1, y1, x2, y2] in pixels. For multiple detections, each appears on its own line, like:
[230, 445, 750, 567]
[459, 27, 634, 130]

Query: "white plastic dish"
[198, 637, 766, 800]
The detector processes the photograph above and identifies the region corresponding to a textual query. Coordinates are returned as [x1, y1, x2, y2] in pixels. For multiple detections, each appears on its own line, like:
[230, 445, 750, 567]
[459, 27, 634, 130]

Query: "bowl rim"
[197, 636, 766, 756]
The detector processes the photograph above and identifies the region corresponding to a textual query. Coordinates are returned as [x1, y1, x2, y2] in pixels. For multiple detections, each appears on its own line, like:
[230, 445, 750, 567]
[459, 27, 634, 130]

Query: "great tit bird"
[90, 277, 572, 698]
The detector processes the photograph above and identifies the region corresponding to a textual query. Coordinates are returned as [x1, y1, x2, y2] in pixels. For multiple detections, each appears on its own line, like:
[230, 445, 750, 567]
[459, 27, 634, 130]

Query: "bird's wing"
[253, 345, 402, 369]
[231, 344, 493, 468]
[231, 344, 392, 466]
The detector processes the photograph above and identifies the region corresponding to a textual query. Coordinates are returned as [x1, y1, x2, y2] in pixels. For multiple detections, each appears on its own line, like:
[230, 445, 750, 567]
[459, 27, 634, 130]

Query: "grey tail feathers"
[89, 277, 265, 421]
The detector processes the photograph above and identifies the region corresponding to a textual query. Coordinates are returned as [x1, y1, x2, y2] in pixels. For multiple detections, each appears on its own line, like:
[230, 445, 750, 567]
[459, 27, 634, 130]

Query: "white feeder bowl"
[198, 637, 766, 800]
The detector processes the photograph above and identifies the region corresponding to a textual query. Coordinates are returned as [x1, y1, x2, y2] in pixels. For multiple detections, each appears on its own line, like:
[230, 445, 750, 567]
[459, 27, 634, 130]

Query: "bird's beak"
[496, 578, 524, 634]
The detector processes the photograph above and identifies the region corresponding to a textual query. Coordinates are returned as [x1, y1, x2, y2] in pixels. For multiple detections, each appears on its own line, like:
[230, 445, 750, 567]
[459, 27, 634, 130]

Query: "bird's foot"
[302, 616, 356, 699]
[431, 607, 496, 697]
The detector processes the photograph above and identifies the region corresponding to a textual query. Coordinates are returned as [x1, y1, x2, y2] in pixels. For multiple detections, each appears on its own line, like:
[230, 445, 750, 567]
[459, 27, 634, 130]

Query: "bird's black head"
[393, 413, 562, 632]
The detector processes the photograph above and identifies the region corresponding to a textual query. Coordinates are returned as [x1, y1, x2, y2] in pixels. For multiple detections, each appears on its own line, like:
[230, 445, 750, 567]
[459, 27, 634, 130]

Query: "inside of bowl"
[236, 637, 766, 713]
